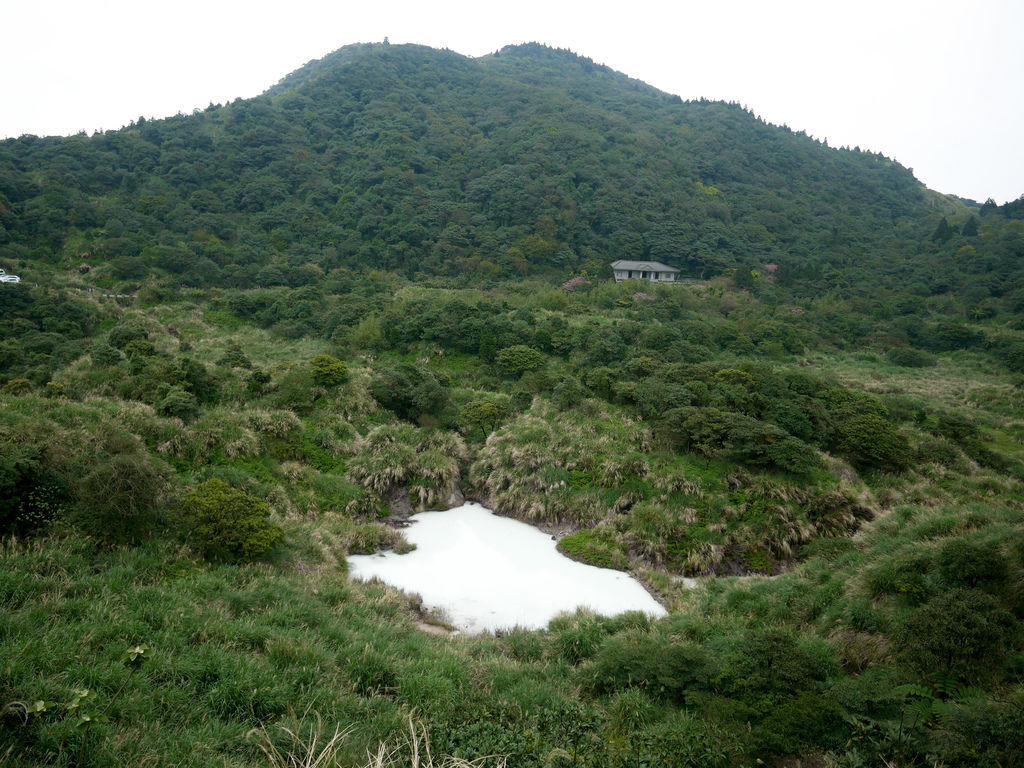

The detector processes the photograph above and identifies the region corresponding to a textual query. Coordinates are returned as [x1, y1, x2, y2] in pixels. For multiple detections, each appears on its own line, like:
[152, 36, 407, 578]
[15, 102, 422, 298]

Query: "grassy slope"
[2, 281, 1023, 766]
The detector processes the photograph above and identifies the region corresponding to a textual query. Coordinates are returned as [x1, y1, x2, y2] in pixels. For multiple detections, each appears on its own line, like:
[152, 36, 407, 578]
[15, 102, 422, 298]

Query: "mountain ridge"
[0, 40, 1006, 304]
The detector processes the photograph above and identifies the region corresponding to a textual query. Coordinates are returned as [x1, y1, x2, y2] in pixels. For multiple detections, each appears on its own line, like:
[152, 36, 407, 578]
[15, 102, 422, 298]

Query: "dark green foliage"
[583, 633, 708, 703]
[831, 413, 910, 471]
[937, 539, 1008, 591]
[660, 404, 820, 473]
[867, 550, 936, 604]
[552, 375, 589, 411]
[895, 589, 1017, 683]
[369, 363, 450, 423]
[158, 385, 199, 422]
[71, 434, 170, 545]
[120, 353, 219, 410]
[0, 445, 69, 536]
[108, 322, 150, 350]
[181, 478, 284, 562]
[887, 347, 937, 368]
[765, 434, 822, 474]
[91, 342, 124, 367]
[123, 338, 157, 360]
[721, 627, 838, 700]
[931, 702, 1024, 768]
[753, 690, 846, 754]
[273, 365, 318, 412]
[987, 334, 1024, 373]
[932, 217, 954, 243]
[246, 368, 271, 396]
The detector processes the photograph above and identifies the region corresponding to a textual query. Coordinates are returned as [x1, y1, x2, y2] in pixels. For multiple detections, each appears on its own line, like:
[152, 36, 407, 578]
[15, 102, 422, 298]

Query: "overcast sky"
[3, 0, 1022, 203]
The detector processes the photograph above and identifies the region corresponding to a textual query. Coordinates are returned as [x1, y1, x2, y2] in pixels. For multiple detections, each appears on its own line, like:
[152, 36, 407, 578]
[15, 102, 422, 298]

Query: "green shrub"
[72, 438, 170, 545]
[181, 478, 284, 562]
[637, 711, 738, 768]
[937, 539, 1008, 591]
[108, 321, 149, 349]
[458, 398, 509, 439]
[753, 690, 846, 754]
[583, 633, 708, 703]
[721, 628, 839, 701]
[91, 342, 124, 367]
[216, 343, 252, 369]
[0, 444, 69, 536]
[765, 434, 821, 475]
[369, 363, 450, 423]
[158, 385, 199, 422]
[832, 413, 911, 471]
[550, 612, 606, 664]
[310, 354, 348, 387]
[887, 347, 937, 368]
[1, 378, 31, 395]
[895, 589, 1017, 683]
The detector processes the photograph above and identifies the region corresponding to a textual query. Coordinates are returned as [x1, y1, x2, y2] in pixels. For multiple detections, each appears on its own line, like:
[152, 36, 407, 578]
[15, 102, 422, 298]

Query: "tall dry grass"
[251, 715, 506, 768]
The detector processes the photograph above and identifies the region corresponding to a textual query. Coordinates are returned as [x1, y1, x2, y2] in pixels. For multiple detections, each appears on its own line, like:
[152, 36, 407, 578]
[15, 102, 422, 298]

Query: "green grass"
[557, 529, 629, 570]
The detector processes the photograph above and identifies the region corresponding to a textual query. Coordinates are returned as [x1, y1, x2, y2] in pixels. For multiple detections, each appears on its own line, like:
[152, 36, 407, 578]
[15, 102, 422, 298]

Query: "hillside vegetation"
[1, 42, 1023, 767]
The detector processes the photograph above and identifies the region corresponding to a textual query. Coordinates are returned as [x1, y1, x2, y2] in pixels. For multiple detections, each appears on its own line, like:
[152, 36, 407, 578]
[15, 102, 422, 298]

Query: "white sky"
[3, 0, 1022, 203]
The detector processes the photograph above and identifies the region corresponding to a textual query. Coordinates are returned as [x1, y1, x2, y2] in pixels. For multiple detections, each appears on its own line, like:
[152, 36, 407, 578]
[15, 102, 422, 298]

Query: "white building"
[610, 260, 680, 283]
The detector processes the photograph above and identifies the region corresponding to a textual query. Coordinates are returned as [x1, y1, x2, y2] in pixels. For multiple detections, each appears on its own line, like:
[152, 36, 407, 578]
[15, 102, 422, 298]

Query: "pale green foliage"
[311, 354, 349, 387]
[494, 345, 545, 378]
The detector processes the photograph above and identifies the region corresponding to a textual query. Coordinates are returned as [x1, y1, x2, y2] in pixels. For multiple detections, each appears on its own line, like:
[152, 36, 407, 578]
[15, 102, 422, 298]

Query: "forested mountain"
[1, 43, 1023, 768]
[0, 42, 1009, 292]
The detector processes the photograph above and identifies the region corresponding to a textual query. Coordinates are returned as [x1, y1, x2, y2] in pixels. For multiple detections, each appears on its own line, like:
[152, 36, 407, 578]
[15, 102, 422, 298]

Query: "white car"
[0, 275, 20, 283]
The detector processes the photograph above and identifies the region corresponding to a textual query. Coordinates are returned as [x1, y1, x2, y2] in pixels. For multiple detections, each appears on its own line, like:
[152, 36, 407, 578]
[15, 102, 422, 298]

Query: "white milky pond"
[347, 502, 667, 633]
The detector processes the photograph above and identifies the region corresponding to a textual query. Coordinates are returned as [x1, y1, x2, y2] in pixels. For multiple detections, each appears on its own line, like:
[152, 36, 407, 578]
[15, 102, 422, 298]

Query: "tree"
[181, 478, 284, 562]
[216, 343, 252, 369]
[660, 406, 731, 466]
[459, 398, 509, 439]
[931, 217, 954, 243]
[108, 322, 150, 350]
[494, 344, 545, 378]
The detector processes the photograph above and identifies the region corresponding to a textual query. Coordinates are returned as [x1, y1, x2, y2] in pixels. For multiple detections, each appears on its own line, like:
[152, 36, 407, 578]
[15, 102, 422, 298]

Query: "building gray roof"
[610, 260, 680, 272]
